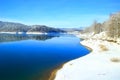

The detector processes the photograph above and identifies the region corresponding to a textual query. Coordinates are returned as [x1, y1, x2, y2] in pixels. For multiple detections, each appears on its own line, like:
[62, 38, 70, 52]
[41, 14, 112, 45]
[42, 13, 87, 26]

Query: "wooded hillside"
[83, 12, 120, 41]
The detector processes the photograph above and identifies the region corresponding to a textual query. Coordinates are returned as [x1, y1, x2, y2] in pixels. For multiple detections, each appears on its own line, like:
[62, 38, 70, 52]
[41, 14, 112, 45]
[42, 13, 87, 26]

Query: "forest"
[83, 12, 120, 41]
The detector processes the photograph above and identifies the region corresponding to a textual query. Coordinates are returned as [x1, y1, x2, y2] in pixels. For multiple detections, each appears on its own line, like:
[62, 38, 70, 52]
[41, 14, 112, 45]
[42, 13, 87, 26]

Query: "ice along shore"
[53, 34, 120, 80]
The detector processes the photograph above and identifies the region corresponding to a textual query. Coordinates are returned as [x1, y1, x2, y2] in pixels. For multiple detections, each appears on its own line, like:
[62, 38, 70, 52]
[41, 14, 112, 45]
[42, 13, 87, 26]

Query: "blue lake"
[0, 34, 90, 80]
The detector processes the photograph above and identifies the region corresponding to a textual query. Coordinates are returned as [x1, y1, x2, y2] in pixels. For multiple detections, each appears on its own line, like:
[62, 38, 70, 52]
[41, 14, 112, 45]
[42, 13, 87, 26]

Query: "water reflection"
[0, 33, 90, 80]
[0, 34, 59, 43]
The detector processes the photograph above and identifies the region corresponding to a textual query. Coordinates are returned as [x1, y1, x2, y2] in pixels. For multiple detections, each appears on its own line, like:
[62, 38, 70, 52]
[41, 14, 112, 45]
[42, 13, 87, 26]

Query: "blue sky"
[0, 0, 120, 28]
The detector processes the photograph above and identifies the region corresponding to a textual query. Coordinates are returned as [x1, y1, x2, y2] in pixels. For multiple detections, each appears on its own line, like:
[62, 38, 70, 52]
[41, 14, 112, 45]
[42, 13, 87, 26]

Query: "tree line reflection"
[0, 34, 60, 43]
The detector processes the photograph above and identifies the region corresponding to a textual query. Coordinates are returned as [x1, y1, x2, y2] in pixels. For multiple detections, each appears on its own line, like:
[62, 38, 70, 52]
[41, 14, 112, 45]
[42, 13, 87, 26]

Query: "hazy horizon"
[0, 0, 120, 28]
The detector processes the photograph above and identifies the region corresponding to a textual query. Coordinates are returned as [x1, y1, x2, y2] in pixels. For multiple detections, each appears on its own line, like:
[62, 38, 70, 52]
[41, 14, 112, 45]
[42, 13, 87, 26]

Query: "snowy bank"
[54, 38, 120, 80]
[0, 32, 47, 35]
[26, 32, 47, 35]
[0, 32, 17, 34]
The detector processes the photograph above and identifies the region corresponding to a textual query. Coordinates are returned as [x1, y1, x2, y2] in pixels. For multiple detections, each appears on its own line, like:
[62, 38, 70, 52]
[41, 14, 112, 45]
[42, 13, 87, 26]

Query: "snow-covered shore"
[0, 32, 47, 35]
[0, 32, 17, 34]
[54, 35, 120, 80]
[26, 32, 47, 35]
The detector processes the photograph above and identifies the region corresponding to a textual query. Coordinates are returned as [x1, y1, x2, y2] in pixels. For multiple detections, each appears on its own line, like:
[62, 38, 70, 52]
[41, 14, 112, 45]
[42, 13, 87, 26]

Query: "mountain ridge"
[0, 21, 65, 33]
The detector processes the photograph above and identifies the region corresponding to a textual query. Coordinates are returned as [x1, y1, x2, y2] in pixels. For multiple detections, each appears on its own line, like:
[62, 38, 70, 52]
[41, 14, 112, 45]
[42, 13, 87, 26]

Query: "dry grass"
[70, 63, 73, 66]
[110, 57, 120, 62]
[99, 44, 108, 51]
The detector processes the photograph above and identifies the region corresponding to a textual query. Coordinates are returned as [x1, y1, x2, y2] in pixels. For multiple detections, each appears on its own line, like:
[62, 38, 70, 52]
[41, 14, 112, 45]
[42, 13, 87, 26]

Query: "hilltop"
[0, 21, 65, 33]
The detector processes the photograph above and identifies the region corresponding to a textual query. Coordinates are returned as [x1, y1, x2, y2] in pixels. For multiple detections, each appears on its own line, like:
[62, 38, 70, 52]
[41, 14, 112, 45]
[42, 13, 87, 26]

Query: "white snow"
[54, 34, 120, 80]
[0, 32, 47, 35]
[26, 32, 47, 35]
[0, 32, 17, 34]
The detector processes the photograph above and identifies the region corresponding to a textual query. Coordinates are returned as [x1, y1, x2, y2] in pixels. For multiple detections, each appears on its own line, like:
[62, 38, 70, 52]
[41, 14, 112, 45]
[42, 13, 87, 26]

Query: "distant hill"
[29, 25, 64, 33]
[0, 21, 65, 33]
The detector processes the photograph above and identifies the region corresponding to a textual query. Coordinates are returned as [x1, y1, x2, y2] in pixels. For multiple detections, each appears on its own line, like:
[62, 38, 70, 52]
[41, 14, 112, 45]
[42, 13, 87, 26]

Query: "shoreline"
[53, 37, 120, 80]
[49, 38, 92, 80]
[0, 32, 47, 35]
[49, 63, 65, 80]
[48, 36, 92, 80]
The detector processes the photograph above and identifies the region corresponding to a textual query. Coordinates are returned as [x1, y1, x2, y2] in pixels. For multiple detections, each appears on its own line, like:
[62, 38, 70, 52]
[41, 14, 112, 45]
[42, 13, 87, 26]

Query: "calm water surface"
[0, 34, 90, 80]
